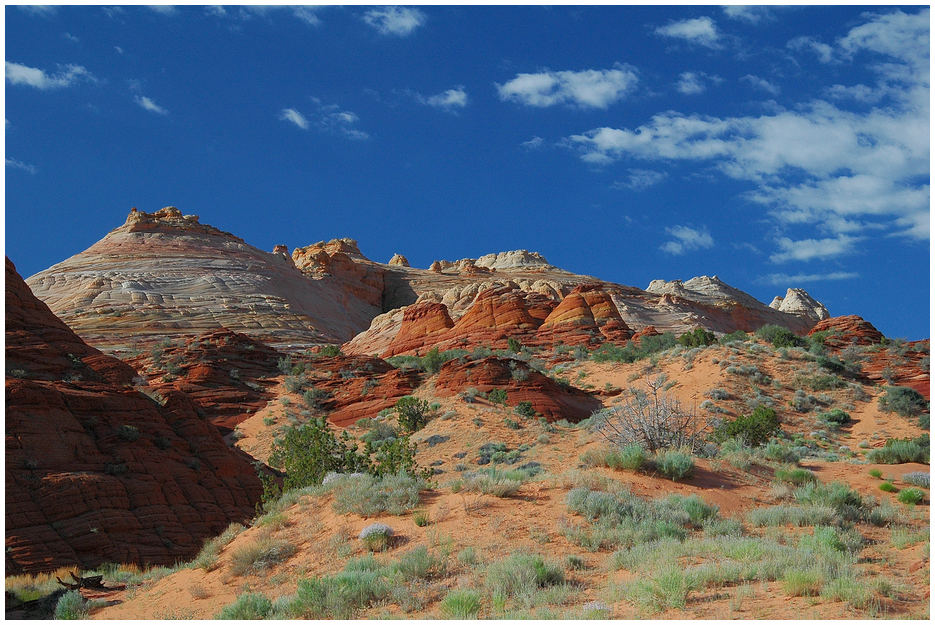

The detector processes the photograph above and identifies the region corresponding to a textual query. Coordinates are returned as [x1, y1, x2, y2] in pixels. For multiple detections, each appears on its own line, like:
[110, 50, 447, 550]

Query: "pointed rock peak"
[388, 253, 410, 267]
[772, 287, 830, 321]
[475, 250, 553, 270]
[295, 238, 368, 260]
[272, 244, 289, 256]
[119, 206, 238, 238]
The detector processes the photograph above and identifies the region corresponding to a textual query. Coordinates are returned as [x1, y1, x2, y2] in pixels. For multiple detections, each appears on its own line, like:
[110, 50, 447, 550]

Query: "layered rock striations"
[26, 208, 381, 351]
[5, 258, 262, 574]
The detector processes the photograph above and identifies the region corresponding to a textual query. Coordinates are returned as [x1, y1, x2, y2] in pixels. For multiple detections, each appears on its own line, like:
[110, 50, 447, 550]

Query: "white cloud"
[655, 17, 721, 48]
[521, 136, 544, 150]
[18, 6, 56, 17]
[770, 235, 860, 263]
[6, 62, 94, 89]
[114, 46, 124, 55]
[613, 169, 667, 191]
[292, 7, 322, 26]
[6, 158, 37, 174]
[421, 87, 468, 111]
[279, 108, 309, 130]
[497, 64, 638, 109]
[567, 9, 929, 259]
[135, 95, 168, 115]
[364, 7, 425, 37]
[148, 5, 178, 16]
[787, 36, 834, 63]
[740, 74, 780, 95]
[676, 71, 720, 95]
[660, 225, 714, 255]
[722, 6, 773, 24]
[761, 271, 859, 285]
[63, 33, 80, 43]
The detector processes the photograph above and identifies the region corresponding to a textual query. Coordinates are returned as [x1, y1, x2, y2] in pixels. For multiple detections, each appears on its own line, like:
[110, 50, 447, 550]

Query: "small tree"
[594, 375, 709, 453]
[395, 395, 431, 433]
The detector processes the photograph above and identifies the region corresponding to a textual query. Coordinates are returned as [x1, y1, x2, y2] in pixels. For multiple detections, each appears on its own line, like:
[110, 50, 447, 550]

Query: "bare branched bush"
[592, 375, 710, 453]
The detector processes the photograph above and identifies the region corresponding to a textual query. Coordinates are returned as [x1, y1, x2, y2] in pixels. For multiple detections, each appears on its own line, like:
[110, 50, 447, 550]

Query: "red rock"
[433, 356, 602, 422]
[5, 258, 262, 574]
[538, 284, 632, 346]
[808, 315, 885, 348]
[631, 325, 661, 343]
[383, 302, 455, 357]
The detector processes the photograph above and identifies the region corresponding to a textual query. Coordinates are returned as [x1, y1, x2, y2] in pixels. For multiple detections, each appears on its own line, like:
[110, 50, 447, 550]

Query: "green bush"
[878, 386, 929, 419]
[393, 546, 440, 580]
[866, 435, 929, 464]
[714, 406, 780, 447]
[217, 592, 273, 619]
[719, 330, 748, 344]
[487, 388, 508, 405]
[54, 590, 88, 620]
[897, 488, 925, 505]
[507, 337, 522, 353]
[485, 553, 564, 601]
[117, 424, 141, 442]
[654, 450, 693, 481]
[591, 333, 678, 363]
[775, 467, 817, 485]
[440, 589, 481, 619]
[755, 324, 806, 348]
[678, 328, 716, 347]
[395, 395, 432, 433]
[818, 409, 851, 427]
[514, 401, 536, 418]
[302, 386, 331, 409]
[878, 481, 897, 492]
[284, 374, 307, 393]
[869, 468, 883, 479]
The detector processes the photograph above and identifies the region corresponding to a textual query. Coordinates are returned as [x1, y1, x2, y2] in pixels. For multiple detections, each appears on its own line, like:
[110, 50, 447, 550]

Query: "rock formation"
[433, 356, 602, 422]
[474, 250, 554, 271]
[26, 209, 380, 351]
[770, 288, 830, 323]
[388, 253, 410, 267]
[6, 258, 262, 574]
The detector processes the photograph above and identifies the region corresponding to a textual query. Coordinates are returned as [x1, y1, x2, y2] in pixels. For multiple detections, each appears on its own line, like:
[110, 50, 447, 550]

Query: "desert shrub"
[359, 523, 393, 551]
[818, 409, 851, 428]
[775, 467, 817, 485]
[878, 481, 897, 493]
[793, 373, 846, 391]
[714, 406, 779, 447]
[504, 417, 521, 430]
[54, 590, 88, 620]
[793, 482, 868, 522]
[782, 570, 822, 597]
[395, 395, 431, 433]
[393, 546, 440, 580]
[705, 387, 730, 400]
[117, 424, 141, 442]
[284, 565, 391, 618]
[331, 472, 425, 516]
[897, 488, 925, 505]
[264, 418, 371, 499]
[755, 324, 806, 348]
[284, 374, 307, 393]
[789, 390, 815, 413]
[748, 504, 838, 527]
[302, 386, 331, 409]
[485, 553, 564, 602]
[318, 344, 342, 357]
[191, 522, 245, 571]
[360, 421, 397, 445]
[654, 449, 694, 481]
[868, 468, 883, 479]
[366, 435, 428, 479]
[623, 565, 695, 612]
[820, 577, 873, 609]
[866, 435, 929, 464]
[594, 376, 709, 453]
[421, 347, 444, 374]
[230, 537, 297, 576]
[583, 443, 646, 471]
[457, 546, 478, 566]
[764, 439, 804, 464]
[413, 510, 430, 527]
[719, 330, 748, 344]
[453, 468, 532, 497]
[216, 592, 272, 619]
[487, 388, 508, 405]
[440, 588, 482, 618]
[878, 386, 929, 419]
[725, 364, 772, 385]
[701, 517, 743, 537]
[902, 471, 929, 488]
[678, 328, 716, 347]
[590, 333, 678, 363]
[514, 401, 536, 418]
[507, 337, 522, 353]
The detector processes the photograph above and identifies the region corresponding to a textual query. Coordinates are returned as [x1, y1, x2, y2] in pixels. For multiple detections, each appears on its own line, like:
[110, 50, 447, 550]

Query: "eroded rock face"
[808, 315, 884, 348]
[292, 239, 386, 311]
[5, 258, 262, 574]
[383, 302, 455, 357]
[474, 250, 553, 271]
[770, 288, 830, 322]
[388, 253, 410, 267]
[538, 284, 632, 346]
[433, 356, 602, 422]
[26, 209, 381, 351]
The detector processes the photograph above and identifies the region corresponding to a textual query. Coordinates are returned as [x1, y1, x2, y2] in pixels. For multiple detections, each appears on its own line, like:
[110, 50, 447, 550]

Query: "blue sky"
[4, 4, 930, 339]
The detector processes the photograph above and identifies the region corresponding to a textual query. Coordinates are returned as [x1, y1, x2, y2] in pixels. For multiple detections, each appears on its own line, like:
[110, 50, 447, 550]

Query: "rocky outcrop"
[537, 284, 632, 345]
[475, 250, 553, 271]
[808, 315, 884, 348]
[433, 356, 601, 422]
[292, 239, 386, 311]
[125, 329, 282, 432]
[6, 258, 262, 574]
[388, 253, 410, 267]
[383, 303, 455, 357]
[26, 208, 381, 351]
[770, 288, 830, 322]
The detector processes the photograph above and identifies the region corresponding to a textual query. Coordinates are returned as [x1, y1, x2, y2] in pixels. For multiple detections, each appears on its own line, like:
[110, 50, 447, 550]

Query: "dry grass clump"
[230, 535, 297, 576]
